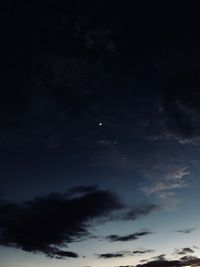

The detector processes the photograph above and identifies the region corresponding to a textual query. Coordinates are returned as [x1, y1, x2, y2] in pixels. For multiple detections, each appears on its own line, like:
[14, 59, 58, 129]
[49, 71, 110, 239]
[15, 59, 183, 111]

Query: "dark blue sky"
[1, 2, 200, 267]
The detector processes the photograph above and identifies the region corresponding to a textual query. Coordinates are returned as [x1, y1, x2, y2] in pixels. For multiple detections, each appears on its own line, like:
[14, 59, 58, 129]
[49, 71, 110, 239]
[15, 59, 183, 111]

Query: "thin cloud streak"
[106, 231, 153, 242]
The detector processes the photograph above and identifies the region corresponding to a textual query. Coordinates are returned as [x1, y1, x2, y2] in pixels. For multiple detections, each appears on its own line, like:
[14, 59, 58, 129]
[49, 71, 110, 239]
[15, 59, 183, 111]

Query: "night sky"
[1, 2, 200, 267]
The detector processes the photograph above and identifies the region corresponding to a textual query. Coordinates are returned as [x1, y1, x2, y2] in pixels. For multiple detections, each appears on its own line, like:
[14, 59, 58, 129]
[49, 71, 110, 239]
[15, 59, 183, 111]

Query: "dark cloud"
[47, 248, 79, 259]
[97, 253, 125, 259]
[106, 231, 153, 242]
[97, 248, 155, 259]
[174, 247, 194, 255]
[173, 227, 197, 234]
[151, 254, 166, 261]
[0, 187, 122, 258]
[120, 255, 200, 267]
[135, 256, 200, 267]
[97, 249, 155, 260]
[163, 71, 200, 143]
[132, 249, 155, 255]
[54, 250, 78, 258]
[96, 249, 137, 259]
[182, 247, 194, 254]
[136, 260, 179, 267]
[0, 187, 158, 258]
[180, 255, 198, 262]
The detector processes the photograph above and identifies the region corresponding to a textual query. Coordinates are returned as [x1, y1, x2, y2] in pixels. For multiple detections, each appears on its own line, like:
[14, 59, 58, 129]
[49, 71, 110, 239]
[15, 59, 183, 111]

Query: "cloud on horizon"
[116, 256, 200, 267]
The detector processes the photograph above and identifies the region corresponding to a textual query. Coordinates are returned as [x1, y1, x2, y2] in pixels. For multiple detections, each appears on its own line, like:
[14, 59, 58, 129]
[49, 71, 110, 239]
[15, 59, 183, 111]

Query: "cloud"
[0, 187, 122, 258]
[180, 255, 198, 262]
[163, 71, 200, 144]
[97, 253, 125, 259]
[174, 247, 194, 255]
[136, 260, 179, 267]
[47, 248, 79, 259]
[134, 256, 200, 267]
[119, 255, 200, 267]
[106, 231, 153, 242]
[96, 204, 159, 224]
[151, 254, 166, 261]
[173, 227, 197, 234]
[97, 249, 155, 259]
[142, 165, 190, 203]
[120, 204, 159, 221]
[179, 256, 200, 266]
[0, 187, 158, 258]
[132, 249, 155, 255]
[181, 248, 194, 254]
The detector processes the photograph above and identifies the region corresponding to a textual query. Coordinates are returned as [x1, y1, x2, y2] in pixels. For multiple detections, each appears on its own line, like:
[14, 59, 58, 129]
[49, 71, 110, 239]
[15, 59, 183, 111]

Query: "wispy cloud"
[142, 165, 190, 203]
[106, 231, 153, 242]
[163, 71, 200, 145]
[173, 227, 197, 234]
[123, 205, 159, 220]
[132, 249, 155, 255]
[97, 249, 155, 259]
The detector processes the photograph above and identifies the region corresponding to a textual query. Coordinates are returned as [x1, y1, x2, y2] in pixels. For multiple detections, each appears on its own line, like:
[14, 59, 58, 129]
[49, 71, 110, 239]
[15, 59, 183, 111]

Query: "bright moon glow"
[98, 122, 103, 126]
